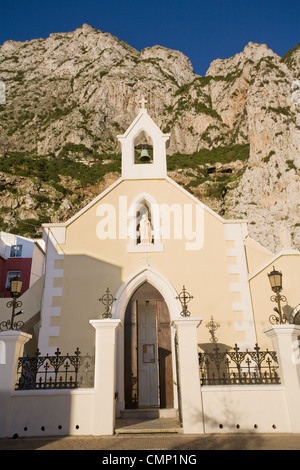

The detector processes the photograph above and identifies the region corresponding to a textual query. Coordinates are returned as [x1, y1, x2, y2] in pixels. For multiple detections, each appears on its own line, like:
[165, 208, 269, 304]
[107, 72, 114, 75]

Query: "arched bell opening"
[134, 130, 154, 164]
[124, 282, 174, 409]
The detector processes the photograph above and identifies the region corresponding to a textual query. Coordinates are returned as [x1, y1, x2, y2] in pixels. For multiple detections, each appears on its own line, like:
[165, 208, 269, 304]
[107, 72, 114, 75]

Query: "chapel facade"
[36, 99, 300, 414]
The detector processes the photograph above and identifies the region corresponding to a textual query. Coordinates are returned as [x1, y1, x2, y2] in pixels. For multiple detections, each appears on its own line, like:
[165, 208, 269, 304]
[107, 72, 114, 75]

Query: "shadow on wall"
[39, 253, 123, 356]
[176, 389, 281, 447]
[198, 342, 232, 354]
[7, 393, 74, 438]
[283, 303, 300, 325]
[1, 254, 123, 438]
[0, 276, 45, 354]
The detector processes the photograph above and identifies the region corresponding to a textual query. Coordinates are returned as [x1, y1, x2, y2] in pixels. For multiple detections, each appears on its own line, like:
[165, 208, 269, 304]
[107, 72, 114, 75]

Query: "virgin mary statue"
[139, 214, 152, 244]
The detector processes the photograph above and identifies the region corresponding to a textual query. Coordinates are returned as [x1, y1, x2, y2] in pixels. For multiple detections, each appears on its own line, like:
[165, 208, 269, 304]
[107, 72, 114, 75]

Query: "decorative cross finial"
[139, 95, 148, 109]
[98, 287, 116, 319]
[206, 316, 220, 343]
[176, 285, 193, 317]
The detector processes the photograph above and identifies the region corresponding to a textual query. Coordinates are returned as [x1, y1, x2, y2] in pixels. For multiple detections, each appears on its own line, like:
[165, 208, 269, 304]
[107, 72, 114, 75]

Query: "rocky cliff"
[0, 24, 299, 252]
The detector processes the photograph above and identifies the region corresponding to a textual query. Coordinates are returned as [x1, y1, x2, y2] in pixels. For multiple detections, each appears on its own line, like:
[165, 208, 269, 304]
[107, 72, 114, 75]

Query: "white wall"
[0, 232, 34, 259]
[6, 385, 291, 437]
[201, 385, 290, 433]
[8, 390, 95, 437]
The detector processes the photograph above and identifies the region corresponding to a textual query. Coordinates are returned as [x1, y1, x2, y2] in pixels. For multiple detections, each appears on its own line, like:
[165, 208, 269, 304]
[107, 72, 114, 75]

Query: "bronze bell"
[139, 149, 151, 163]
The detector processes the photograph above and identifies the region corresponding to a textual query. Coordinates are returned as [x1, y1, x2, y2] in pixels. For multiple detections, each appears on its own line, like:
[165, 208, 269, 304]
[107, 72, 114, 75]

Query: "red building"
[0, 232, 44, 298]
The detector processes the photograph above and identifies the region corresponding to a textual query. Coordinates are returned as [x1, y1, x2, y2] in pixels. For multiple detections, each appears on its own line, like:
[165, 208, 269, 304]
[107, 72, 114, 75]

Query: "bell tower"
[117, 97, 170, 180]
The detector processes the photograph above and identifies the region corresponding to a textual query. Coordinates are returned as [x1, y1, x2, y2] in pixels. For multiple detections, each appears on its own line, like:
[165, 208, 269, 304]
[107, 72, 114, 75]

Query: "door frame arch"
[112, 267, 182, 413]
[112, 266, 182, 322]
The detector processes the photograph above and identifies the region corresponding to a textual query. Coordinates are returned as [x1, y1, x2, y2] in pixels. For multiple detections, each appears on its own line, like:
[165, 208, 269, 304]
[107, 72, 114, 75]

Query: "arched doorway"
[124, 282, 174, 409]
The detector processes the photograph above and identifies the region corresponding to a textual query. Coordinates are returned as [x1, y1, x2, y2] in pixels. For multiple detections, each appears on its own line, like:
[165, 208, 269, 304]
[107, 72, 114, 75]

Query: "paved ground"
[1, 416, 299, 451]
[1, 433, 300, 451]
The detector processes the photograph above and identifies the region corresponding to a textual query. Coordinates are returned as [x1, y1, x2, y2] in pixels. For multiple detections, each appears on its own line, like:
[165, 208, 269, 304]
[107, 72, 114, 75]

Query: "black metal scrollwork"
[199, 342, 280, 386]
[99, 287, 116, 318]
[269, 293, 287, 325]
[176, 285, 193, 317]
[0, 299, 24, 331]
[15, 347, 95, 390]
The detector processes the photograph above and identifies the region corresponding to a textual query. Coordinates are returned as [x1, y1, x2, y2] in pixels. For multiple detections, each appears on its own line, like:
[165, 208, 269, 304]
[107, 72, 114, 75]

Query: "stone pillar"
[263, 324, 300, 432]
[0, 331, 32, 437]
[172, 318, 204, 434]
[89, 319, 122, 435]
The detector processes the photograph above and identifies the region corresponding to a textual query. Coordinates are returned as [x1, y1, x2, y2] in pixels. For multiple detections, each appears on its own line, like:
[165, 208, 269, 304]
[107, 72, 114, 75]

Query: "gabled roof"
[248, 249, 300, 280]
[42, 104, 249, 232]
[117, 108, 170, 141]
[42, 173, 248, 231]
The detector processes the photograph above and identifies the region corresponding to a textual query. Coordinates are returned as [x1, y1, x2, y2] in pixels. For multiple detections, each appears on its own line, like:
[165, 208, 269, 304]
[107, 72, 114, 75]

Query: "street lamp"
[10, 276, 23, 298]
[0, 276, 24, 331]
[267, 266, 287, 324]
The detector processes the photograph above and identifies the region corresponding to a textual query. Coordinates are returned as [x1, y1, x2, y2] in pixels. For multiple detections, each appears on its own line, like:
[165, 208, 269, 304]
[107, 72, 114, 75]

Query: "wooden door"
[124, 282, 173, 409]
[137, 301, 159, 407]
[124, 300, 138, 408]
[157, 299, 174, 408]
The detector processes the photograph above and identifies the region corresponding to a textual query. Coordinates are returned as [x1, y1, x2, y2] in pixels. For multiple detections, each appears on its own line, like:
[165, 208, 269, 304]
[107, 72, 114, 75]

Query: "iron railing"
[15, 348, 95, 390]
[199, 343, 280, 386]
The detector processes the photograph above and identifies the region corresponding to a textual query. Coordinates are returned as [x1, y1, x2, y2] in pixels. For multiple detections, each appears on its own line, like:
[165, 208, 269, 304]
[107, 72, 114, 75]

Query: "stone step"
[116, 409, 181, 434]
[120, 408, 178, 420]
[115, 417, 182, 434]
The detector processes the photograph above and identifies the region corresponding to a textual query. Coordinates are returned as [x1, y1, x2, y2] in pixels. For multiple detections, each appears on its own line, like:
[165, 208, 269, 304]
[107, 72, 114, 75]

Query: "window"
[6, 271, 21, 289]
[10, 245, 23, 258]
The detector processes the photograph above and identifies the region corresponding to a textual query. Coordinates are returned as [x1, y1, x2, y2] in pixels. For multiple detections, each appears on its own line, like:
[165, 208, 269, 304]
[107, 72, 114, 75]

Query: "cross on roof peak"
[139, 96, 148, 109]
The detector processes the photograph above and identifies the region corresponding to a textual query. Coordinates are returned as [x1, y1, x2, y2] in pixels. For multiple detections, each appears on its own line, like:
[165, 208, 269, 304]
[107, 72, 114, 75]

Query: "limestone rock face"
[0, 25, 299, 252]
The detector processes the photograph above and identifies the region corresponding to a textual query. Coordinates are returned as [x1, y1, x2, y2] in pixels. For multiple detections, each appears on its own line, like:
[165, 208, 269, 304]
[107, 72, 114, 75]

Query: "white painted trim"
[118, 108, 169, 180]
[117, 109, 168, 140]
[290, 304, 300, 323]
[11, 388, 95, 397]
[248, 250, 300, 281]
[126, 191, 164, 253]
[38, 233, 64, 355]
[224, 224, 256, 348]
[41, 174, 250, 237]
[42, 177, 124, 229]
[113, 266, 182, 413]
[164, 176, 245, 225]
[112, 266, 182, 322]
[201, 385, 285, 392]
[245, 235, 274, 255]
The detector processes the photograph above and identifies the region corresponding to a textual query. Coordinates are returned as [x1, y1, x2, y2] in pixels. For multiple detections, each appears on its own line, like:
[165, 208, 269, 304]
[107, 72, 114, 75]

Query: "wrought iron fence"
[198, 343, 280, 386]
[15, 348, 95, 390]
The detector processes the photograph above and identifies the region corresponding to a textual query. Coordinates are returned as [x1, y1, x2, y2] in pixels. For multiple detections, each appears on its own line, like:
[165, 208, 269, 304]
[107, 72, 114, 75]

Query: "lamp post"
[0, 276, 24, 331]
[267, 266, 287, 324]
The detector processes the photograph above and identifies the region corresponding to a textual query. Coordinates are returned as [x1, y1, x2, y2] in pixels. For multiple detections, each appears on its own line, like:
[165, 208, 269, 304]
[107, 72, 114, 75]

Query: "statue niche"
[136, 202, 153, 245]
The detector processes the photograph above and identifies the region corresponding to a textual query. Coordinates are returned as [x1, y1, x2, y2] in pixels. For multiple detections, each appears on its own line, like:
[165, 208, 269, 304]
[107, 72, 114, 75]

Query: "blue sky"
[0, 0, 299, 75]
